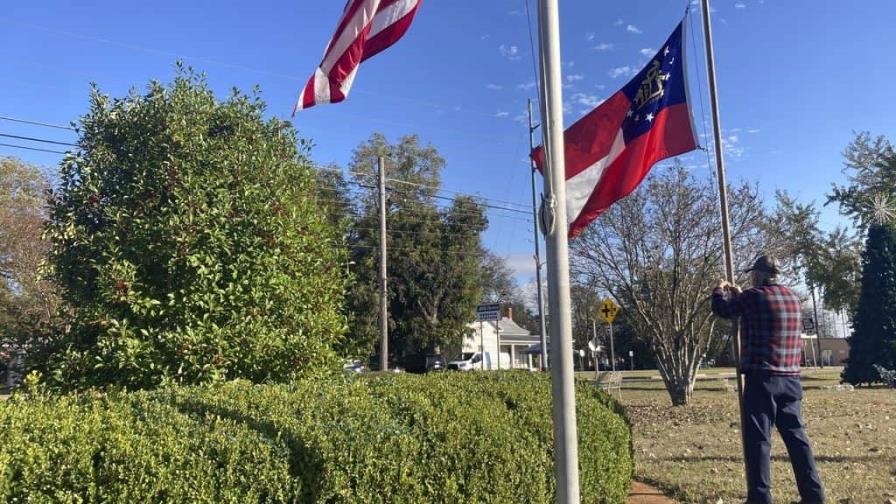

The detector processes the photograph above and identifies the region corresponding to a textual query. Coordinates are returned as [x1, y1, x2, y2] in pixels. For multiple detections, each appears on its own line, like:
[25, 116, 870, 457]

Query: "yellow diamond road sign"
[599, 298, 620, 324]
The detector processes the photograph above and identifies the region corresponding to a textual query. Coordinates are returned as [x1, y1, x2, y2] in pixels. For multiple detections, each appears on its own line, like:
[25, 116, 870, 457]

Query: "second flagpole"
[699, 0, 749, 487]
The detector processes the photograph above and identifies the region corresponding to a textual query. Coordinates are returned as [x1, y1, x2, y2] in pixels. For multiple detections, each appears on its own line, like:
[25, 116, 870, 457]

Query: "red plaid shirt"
[711, 284, 802, 375]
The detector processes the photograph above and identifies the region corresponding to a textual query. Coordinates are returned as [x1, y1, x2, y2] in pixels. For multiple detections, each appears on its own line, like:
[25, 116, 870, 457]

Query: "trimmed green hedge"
[0, 372, 632, 503]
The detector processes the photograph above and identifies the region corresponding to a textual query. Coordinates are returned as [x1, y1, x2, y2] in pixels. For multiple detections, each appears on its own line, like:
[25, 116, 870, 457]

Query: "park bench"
[720, 377, 737, 393]
[596, 371, 623, 397]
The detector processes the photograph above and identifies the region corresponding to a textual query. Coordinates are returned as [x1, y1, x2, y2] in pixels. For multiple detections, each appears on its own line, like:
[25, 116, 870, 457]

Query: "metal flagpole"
[536, 0, 581, 502]
[528, 99, 550, 371]
[378, 156, 389, 372]
[810, 285, 824, 368]
[699, 0, 748, 484]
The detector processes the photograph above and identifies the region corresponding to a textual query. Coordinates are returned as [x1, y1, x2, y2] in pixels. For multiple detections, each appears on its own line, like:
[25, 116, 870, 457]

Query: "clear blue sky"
[2, 0, 894, 284]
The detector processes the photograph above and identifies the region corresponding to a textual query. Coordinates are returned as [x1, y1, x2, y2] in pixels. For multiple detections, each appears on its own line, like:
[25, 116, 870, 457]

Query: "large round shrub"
[0, 372, 633, 503]
[41, 67, 347, 389]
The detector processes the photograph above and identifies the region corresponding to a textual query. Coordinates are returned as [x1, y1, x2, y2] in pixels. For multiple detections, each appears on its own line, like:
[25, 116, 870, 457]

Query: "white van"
[447, 352, 511, 371]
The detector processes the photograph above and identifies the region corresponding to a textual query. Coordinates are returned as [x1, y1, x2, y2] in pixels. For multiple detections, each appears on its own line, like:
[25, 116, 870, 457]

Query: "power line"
[315, 164, 532, 211]
[0, 115, 75, 131]
[385, 177, 531, 213]
[0, 142, 67, 155]
[346, 243, 486, 257]
[0, 133, 78, 147]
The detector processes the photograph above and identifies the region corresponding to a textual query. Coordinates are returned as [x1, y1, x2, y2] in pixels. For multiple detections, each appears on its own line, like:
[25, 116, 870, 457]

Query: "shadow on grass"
[656, 454, 891, 464]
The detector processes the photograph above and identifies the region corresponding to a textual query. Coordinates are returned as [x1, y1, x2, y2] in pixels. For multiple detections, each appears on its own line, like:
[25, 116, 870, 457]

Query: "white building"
[460, 308, 546, 370]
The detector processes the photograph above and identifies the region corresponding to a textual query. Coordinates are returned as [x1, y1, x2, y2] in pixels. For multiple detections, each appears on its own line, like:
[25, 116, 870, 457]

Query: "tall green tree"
[39, 68, 348, 390]
[828, 132, 896, 229]
[842, 224, 896, 384]
[828, 132, 896, 383]
[770, 191, 860, 315]
[345, 134, 487, 359]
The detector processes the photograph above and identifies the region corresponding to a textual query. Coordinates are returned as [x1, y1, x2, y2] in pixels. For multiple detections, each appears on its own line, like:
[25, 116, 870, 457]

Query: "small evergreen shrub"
[0, 373, 632, 503]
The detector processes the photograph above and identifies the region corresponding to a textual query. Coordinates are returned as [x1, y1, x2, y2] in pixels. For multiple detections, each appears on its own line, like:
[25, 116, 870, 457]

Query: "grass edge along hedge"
[0, 372, 633, 503]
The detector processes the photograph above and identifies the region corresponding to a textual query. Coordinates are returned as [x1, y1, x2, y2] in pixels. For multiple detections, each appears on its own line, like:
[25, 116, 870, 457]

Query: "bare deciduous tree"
[1, 157, 62, 379]
[571, 164, 781, 405]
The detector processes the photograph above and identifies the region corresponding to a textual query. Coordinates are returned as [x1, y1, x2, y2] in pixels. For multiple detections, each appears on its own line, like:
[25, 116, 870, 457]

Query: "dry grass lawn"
[598, 368, 896, 503]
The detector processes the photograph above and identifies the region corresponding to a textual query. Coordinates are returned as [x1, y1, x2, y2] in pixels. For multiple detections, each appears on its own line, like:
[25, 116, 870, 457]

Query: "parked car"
[342, 359, 364, 374]
[447, 352, 510, 371]
[402, 354, 446, 374]
[368, 356, 404, 373]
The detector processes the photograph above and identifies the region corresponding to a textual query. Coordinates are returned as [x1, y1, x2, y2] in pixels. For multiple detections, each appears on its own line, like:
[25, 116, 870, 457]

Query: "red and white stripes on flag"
[293, 0, 421, 115]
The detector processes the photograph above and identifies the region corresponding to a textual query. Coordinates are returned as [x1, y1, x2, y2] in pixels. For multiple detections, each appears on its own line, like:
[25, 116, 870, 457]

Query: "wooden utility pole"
[700, 0, 748, 485]
[378, 156, 389, 371]
[528, 99, 550, 371]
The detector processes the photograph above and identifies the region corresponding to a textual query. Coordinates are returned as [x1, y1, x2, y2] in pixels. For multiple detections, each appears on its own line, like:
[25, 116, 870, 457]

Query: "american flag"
[293, 0, 421, 115]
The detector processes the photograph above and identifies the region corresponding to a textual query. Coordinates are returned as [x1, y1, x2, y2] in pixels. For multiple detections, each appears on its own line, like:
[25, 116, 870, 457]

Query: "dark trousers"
[743, 373, 825, 504]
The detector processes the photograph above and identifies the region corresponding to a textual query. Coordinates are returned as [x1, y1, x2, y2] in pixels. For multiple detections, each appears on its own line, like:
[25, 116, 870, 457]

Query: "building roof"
[497, 317, 531, 337]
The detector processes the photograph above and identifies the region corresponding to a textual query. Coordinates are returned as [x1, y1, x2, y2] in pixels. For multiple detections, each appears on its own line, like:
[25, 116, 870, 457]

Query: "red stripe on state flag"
[530, 91, 629, 178]
[568, 103, 697, 237]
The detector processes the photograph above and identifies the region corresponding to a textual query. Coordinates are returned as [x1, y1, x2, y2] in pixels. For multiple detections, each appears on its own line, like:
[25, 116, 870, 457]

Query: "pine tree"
[842, 224, 896, 385]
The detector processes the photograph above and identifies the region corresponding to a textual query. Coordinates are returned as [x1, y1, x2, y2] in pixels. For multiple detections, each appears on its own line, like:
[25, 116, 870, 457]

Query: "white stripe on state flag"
[370, 0, 418, 38]
[320, 0, 381, 75]
[565, 130, 626, 227]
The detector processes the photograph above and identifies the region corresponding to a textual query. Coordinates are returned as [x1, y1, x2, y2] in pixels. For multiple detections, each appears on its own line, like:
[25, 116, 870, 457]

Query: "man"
[711, 255, 825, 504]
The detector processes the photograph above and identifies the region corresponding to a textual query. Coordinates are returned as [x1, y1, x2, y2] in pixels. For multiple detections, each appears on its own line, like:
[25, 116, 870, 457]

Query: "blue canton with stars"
[619, 22, 689, 144]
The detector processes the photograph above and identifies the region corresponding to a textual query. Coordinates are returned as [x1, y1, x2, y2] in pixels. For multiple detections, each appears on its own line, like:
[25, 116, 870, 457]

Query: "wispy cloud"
[585, 32, 595, 41]
[592, 42, 614, 52]
[566, 73, 584, 83]
[608, 66, 637, 79]
[486, 83, 504, 90]
[747, 128, 761, 134]
[499, 44, 522, 61]
[734, 1, 746, 8]
[507, 9, 523, 16]
[494, 111, 510, 118]
[722, 134, 744, 158]
[626, 24, 643, 34]
[517, 81, 537, 91]
[571, 92, 603, 108]
[614, 18, 624, 26]
[480, 34, 490, 41]
[639, 48, 656, 56]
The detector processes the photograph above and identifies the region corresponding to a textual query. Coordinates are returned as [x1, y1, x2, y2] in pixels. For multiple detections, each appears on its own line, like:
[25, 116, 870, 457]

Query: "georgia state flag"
[534, 20, 698, 238]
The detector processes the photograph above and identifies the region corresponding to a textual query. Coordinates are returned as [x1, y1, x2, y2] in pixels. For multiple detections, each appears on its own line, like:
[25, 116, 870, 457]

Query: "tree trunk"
[666, 372, 695, 406]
